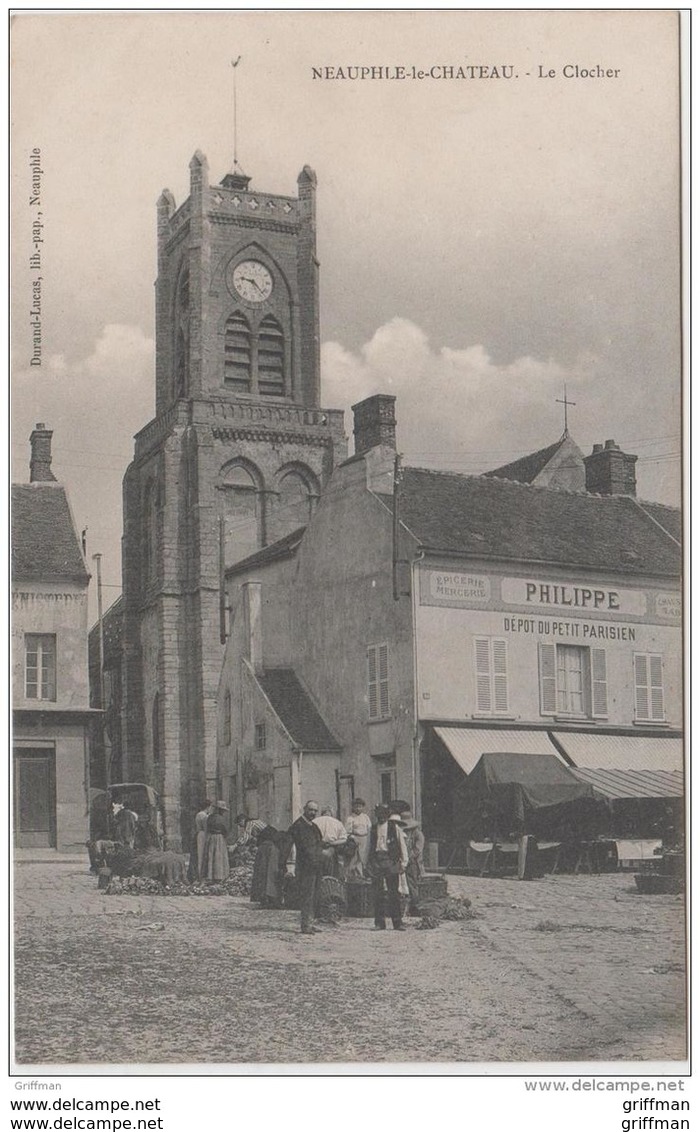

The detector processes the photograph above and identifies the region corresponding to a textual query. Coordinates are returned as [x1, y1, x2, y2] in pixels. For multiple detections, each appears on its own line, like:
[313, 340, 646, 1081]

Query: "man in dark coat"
[290, 800, 324, 934]
[369, 804, 409, 931]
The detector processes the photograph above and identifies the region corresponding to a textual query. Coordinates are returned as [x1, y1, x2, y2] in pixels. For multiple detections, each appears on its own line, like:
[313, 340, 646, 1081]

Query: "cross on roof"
[556, 385, 576, 436]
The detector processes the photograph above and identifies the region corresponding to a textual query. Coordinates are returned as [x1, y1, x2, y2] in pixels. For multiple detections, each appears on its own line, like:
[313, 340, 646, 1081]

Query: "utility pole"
[392, 453, 402, 601]
[219, 517, 228, 645]
[92, 553, 111, 785]
[231, 56, 242, 174]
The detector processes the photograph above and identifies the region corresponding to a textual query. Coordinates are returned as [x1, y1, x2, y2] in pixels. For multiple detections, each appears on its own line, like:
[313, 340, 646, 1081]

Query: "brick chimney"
[29, 422, 57, 483]
[584, 439, 637, 496]
[352, 394, 397, 456]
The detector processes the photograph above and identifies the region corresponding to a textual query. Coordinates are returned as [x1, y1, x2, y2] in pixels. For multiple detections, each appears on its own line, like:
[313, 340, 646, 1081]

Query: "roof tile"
[12, 484, 89, 583]
[383, 467, 681, 576]
[257, 668, 341, 751]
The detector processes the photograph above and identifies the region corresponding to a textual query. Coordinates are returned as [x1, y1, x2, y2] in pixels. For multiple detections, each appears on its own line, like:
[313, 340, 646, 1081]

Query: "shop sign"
[428, 571, 491, 604]
[502, 615, 637, 641]
[501, 577, 647, 617]
[655, 592, 682, 621]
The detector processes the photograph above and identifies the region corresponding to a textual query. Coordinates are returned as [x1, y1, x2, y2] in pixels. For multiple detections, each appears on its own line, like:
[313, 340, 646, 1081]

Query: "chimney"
[29, 423, 57, 483]
[584, 438, 637, 496]
[352, 394, 397, 456]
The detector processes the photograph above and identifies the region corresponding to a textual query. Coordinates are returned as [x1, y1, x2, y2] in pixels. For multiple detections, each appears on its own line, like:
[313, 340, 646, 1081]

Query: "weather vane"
[231, 57, 243, 173]
[556, 384, 576, 437]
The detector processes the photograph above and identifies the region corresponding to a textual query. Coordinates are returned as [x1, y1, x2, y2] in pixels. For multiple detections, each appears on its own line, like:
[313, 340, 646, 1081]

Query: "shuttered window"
[634, 653, 665, 722]
[538, 643, 557, 715]
[257, 316, 285, 397]
[224, 312, 252, 391]
[591, 648, 608, 718]
[367, 643, 390, 720]
[474, 637, 509, 715]
[25, 634, 56, 701]
[538, 643, 608, 719]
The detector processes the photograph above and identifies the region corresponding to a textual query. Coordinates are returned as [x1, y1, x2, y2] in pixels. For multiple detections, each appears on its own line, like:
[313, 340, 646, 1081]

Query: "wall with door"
[13, 723, 88, 851]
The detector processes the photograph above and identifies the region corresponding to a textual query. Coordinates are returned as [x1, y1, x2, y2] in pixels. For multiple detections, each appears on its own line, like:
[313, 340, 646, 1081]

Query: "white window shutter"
[379, 644, 390, 717]
[634, 653, 650, 720]
[367, 647, 378, 719]
[591, 648, 608, 718]
[368, 644, 389, 719]
[492, 639, 509, 714]
[474, 638, 492, 713]
[538, 643, 557, 715]
[649, 654, 665, 721]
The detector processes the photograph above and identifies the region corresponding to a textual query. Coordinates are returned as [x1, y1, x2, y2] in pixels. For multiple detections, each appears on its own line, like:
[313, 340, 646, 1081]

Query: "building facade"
[12, 425, 95, 852]
[106, 149, 682, 850]
[119, 155, 347, 845]
[216, 397, 682, 845]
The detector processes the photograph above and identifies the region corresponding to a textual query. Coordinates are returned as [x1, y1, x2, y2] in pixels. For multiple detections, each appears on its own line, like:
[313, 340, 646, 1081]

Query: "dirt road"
[13, 862, 686, 1067]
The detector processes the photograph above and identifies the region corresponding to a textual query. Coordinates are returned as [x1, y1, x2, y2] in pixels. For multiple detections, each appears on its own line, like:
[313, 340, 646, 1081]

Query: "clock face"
[232, 260, 273, 303]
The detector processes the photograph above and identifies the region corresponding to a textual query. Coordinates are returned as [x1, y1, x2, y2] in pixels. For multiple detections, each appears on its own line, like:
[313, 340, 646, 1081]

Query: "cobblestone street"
[13, 859, 687, 1068]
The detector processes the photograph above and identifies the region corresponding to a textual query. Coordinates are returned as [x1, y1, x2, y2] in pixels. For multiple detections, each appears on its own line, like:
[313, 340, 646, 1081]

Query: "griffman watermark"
[29, 147, 44, 367]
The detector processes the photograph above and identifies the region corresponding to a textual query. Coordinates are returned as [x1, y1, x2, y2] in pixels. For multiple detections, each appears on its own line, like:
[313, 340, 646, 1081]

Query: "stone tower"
[121, 154, 347, 845]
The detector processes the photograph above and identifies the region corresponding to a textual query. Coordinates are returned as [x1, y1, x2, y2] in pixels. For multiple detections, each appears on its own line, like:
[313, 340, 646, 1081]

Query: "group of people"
[290, 799, 425, 935]
[189, 800, 233, 882]
[188, 796, 426, 935]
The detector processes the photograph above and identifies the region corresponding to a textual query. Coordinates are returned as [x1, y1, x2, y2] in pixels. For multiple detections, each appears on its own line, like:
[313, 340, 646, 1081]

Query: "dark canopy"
[454, 751, 601, 839]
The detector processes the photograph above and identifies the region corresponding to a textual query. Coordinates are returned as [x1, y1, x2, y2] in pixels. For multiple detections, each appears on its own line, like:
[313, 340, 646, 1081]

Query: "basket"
[319, 875, 347, 921]
[634, 873, 684, 895]
[345, 878, 375, 918]
[416, 875, 448, 903]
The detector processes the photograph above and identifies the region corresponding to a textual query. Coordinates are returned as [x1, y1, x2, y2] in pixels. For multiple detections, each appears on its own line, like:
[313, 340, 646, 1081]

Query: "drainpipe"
[292, 750, 303, 818]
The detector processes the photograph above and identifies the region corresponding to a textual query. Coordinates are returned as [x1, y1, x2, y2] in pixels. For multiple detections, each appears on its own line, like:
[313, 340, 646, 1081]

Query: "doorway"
[13, 747, 56, 848]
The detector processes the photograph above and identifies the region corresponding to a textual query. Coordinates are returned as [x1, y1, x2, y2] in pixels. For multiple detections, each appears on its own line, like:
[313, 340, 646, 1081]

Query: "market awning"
[551, 733, 683, 774]
[453, 750, 600, 835]
[568, 766, 684, 801]
[433, 727, 567, 778]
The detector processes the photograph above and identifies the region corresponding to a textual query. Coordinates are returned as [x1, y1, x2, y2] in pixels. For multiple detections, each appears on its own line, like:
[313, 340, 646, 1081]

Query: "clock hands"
[233, 261, 272, 301]
[241, 274, 265, 296]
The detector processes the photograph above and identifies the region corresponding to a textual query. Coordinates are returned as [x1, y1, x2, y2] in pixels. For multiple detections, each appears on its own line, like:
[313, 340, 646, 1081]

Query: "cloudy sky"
[11, 11, 682, 617]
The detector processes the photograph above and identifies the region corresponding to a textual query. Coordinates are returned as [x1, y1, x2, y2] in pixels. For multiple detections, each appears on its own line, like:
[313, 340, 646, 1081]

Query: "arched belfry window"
[223, 308, 287, 398]
[224, 312, 253, 392]
[219, 460, 264, 565]
[258, 316, 285, 397]
[268, 465, 319, 543]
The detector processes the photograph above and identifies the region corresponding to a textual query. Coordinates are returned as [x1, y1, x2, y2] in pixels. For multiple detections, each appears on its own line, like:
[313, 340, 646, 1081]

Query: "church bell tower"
[121, 154, 347, 845]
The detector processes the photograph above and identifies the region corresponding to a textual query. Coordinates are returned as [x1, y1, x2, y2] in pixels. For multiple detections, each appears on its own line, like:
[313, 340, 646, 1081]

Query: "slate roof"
[635, 500, 683, 546]
[257, 668, 342, 751]
[484, 438, 567, 483]
[380, 467, 681, 577]
[226, 527, 305, 577]
[12, 483, 89, 583]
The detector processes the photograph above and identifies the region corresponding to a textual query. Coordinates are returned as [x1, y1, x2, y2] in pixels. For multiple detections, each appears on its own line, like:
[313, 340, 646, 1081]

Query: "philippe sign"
[524, 582, 619, 610]
[501, 577, 647, 618]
